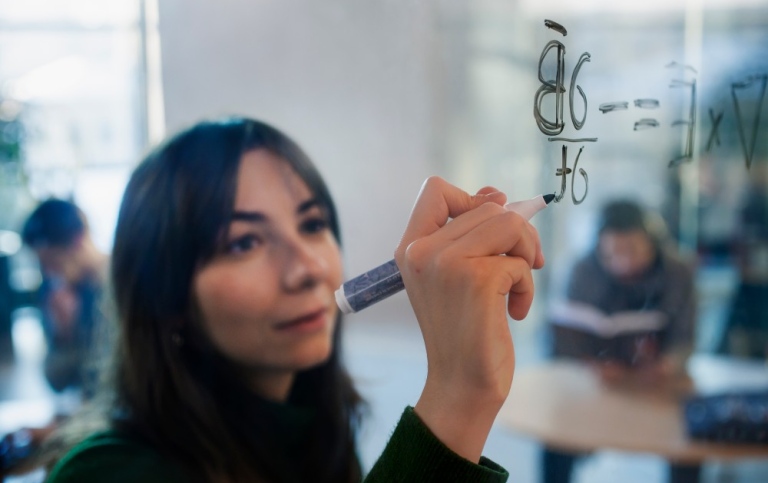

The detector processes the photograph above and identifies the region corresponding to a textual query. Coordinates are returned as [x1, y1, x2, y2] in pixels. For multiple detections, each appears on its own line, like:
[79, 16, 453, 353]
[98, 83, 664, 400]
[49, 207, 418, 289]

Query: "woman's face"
[193, 149, 343, 400]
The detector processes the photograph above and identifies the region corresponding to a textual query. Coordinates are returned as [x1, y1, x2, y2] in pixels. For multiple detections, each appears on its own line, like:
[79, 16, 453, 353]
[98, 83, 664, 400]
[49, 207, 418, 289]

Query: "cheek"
[193, 268, 274, 342]
[640, 245, 656, 268]
[325, 244, 344, 291]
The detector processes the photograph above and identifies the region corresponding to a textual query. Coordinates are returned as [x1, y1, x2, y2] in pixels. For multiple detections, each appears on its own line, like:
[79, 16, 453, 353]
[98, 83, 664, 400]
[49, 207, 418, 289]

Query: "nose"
[281, 237, 328, 292]
[607, 255, 632, 274]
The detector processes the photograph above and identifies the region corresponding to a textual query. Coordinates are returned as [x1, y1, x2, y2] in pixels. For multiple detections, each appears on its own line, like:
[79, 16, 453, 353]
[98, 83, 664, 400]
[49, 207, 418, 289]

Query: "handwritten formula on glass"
[597, 63, 766, 170]
[533, 18, 767, 203]
[598, 62, 695, 167]
[534, 19, 593, 205]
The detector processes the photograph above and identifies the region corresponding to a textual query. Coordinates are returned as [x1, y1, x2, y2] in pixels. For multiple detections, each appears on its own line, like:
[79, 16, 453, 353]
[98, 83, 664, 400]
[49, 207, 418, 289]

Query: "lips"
[274, 308, 328, 331]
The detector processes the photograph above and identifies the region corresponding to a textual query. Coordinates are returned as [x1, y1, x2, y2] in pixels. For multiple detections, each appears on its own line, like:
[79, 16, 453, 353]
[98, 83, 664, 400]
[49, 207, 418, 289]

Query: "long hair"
[110, 117, 363, 482]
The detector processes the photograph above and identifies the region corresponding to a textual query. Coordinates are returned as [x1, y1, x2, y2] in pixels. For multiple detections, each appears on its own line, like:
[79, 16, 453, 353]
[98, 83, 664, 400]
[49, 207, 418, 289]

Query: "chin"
[291, 341, 334, 370]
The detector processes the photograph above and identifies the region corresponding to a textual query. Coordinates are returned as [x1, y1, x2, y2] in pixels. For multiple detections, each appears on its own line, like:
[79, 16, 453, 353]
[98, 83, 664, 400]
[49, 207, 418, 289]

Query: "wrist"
[414, 381, 502, 463]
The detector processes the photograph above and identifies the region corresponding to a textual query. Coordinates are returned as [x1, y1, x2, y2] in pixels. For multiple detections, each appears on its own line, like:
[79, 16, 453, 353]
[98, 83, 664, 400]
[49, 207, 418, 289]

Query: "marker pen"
[335, 193, 555, 314]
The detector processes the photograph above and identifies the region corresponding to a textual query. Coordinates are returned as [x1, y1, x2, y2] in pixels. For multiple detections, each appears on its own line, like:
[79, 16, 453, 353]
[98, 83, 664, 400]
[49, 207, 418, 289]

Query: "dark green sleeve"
[364, 407, 509, 483]
[45, 433, 187, 483]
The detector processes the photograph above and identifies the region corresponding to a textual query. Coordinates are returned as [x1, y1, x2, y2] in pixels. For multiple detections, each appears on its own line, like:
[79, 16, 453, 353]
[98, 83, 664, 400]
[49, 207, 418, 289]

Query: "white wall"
[157, 0, 452, 319]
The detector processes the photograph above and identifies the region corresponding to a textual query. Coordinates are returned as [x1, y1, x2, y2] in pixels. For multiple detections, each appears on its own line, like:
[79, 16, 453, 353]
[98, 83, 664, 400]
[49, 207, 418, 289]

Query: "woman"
[46, 117, 544, 482]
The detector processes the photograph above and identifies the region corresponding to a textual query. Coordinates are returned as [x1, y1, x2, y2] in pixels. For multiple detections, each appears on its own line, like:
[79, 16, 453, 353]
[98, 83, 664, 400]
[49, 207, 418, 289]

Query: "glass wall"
[0, 0, 153, 446]
[0, 0, 149, 251]
[439, 0, 768, 362]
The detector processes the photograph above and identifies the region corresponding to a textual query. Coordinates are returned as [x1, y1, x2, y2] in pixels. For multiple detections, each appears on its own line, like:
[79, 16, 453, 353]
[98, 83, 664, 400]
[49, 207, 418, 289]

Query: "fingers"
[396, 177, 506, 256]
[398, 178, 544, 271]
[530, 224, 545, 269]
[421, 202, 507, 247]
[469, 255, 537, 320]
[470, 256, 536, 321]
[448, 210, 539, 268]
[410, 204, 542, 271]
[504, 258, 536, 320]
[404, 238, 538, 321]
[475, 185, 507, 201]
[397, 176, 545, 320]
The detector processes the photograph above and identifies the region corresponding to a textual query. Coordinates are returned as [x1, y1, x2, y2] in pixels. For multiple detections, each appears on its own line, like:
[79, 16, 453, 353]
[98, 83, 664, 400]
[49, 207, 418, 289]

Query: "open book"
[549, 301, 669, 366]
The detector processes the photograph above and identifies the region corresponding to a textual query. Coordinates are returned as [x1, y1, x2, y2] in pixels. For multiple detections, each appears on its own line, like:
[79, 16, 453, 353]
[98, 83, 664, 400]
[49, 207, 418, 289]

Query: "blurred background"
[0, 0, 766, 482]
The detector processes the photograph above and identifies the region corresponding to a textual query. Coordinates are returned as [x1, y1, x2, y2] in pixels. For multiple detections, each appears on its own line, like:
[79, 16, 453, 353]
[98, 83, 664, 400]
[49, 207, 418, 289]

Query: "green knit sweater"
[46, 407, 508, 482]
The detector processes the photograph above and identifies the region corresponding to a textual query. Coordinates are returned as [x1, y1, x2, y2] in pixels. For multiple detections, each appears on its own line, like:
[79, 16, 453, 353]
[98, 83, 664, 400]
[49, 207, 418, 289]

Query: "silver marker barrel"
[335, 193, 555, 314]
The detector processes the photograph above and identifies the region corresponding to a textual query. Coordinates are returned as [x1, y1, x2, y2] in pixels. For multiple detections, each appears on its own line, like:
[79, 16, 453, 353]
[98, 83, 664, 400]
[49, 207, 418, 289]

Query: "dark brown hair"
[109, 117, 363, 482]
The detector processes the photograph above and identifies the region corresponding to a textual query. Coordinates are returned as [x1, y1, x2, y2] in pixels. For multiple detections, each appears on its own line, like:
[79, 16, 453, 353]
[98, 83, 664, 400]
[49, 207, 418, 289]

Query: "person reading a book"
[542, 199, 698, 483]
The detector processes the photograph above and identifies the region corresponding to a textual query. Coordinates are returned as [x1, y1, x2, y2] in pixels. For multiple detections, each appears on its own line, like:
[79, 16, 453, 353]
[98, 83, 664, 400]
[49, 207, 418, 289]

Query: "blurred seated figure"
[0, 199, 107, 476]
[718, 162, 768, 360]
[542, 199, 699, 483]
[21, 198, 107, 394]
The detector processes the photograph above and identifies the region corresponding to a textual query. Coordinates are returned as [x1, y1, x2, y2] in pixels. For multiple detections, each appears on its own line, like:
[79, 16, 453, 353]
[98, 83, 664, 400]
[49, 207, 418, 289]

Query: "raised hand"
[394, 176, 544, 463]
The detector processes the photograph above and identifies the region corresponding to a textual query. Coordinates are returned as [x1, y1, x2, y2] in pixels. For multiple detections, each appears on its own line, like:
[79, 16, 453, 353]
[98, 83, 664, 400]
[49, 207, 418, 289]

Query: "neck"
[249, 370, 296, 403]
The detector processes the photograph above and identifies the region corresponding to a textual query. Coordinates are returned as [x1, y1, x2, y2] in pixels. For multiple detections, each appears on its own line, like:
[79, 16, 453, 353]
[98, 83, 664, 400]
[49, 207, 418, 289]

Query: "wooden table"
[498, 355, 768, 464]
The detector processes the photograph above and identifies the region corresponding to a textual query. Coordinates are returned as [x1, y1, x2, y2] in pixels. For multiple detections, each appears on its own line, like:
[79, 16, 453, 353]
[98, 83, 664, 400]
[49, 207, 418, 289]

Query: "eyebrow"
[230, 198, 322, 223]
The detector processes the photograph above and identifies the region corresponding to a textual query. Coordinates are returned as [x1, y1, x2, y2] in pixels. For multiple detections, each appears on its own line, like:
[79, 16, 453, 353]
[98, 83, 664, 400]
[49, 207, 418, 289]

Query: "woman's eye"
[301, 217, 329, 234]
[225, 234, 262, 254]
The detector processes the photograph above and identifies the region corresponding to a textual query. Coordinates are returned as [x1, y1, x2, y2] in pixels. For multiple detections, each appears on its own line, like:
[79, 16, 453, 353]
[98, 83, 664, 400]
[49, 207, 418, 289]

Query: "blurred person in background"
[42, 117, 544, 482]
[22, 198, 108, 394]
[542, 199, 698, 483]
[1, 199, 107, 477]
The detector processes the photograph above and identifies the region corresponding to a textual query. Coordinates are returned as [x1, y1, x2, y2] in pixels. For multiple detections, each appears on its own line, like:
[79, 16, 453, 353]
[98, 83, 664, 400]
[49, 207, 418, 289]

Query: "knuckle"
[477, 201, 506, 217]
[493, 213, 526, 244]
[500, 210, 526, 227]
[403, 239, 431, 272]
[423, 175, 447, 192]
[431, 249, 459, 274]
